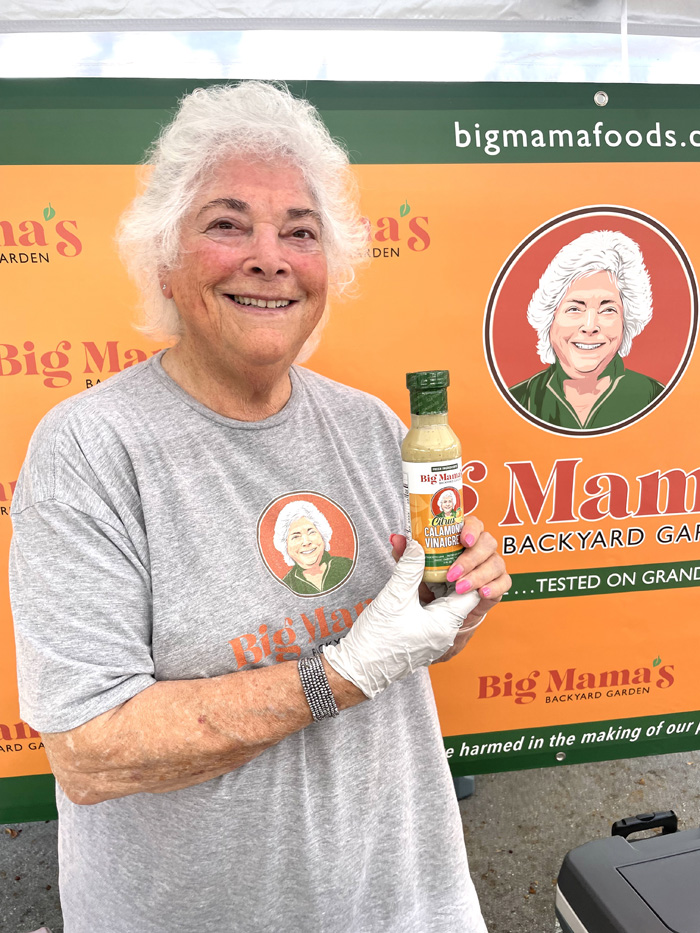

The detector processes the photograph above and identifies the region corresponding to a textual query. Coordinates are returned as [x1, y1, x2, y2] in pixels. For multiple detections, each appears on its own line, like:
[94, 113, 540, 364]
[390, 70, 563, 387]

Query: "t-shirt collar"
[150, 350, 304, 430]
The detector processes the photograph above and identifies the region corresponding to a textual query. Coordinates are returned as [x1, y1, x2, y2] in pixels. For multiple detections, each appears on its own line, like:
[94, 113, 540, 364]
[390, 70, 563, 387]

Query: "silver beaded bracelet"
[298, 651, 339, 721]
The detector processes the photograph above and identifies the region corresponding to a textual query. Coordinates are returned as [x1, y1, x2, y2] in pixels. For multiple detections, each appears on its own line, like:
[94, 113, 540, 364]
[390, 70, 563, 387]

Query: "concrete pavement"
[2, 749, 700, 932]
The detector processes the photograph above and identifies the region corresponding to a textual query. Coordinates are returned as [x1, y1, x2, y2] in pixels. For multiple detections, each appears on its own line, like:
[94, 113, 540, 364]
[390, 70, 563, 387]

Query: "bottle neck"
[410, 412, 449, 428]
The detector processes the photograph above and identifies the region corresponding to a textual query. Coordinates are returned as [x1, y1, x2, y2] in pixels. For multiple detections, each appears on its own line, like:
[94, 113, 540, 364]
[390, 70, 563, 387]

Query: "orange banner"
[2, 156, 699, 780]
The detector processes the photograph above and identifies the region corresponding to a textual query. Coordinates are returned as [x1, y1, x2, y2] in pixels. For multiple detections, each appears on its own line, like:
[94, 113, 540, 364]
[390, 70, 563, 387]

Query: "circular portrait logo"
[485, 206, 698, 436]
[257, 491, 358, 598]
[430, 486, 462, 522]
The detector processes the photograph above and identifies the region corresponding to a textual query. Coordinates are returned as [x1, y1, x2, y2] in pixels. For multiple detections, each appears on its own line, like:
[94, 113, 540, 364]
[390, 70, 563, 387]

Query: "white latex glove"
[323, 539, 480, 699]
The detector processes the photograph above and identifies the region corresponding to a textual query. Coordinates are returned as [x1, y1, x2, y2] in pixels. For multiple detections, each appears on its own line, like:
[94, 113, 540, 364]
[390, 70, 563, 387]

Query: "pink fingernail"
[455, 579, 472, 594]
[481, 586, 491, 598]
[465, 533, 475, 547]
[446, 565, 461, 583]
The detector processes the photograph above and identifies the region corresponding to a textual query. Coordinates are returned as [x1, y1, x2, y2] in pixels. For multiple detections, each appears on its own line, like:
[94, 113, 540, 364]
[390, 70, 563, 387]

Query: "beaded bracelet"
[298, 651, 340, 721]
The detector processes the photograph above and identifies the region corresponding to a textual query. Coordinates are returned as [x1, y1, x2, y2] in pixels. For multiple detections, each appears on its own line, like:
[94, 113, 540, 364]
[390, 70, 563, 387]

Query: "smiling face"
[549, 271, 624, 379]
[165, 156, 328, 381]
[439, 491, 456, 513]
[286, 516, 325, 570]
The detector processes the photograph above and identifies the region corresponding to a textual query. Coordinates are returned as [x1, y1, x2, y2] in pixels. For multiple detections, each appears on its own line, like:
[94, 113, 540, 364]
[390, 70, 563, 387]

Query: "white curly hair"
[527, 229, 653, 365]
[116, 81, 369, 362]
[438, 489, 456, 512]
[273, 500, 333, 567]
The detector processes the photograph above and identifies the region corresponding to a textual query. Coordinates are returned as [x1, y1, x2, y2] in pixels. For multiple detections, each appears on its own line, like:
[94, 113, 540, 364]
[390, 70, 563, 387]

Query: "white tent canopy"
[1, 1, 699, 81]
[2, 0, 700, 34]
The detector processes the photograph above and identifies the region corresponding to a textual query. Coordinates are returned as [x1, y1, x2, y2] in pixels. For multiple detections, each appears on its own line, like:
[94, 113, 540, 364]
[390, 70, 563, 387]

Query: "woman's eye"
[207, 219, 239, 232]
[291, 228, 316, 239]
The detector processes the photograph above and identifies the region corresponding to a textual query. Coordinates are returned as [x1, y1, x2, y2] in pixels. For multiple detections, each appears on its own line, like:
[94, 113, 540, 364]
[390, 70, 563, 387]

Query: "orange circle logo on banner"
[485, 206, 699, 436]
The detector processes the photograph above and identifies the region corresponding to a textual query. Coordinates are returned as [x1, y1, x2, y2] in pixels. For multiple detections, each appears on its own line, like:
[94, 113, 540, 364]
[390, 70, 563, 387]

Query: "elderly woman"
[509, 229, 664, 430]
[9, 82, 509, 933]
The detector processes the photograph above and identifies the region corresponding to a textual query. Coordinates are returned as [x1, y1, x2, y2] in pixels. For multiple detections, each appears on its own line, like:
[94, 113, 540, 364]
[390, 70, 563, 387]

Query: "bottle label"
[401, 459, 464, 567]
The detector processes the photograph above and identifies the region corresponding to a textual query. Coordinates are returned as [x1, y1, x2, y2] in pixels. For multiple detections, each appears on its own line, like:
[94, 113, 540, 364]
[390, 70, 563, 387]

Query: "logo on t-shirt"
[257, 492, 358, 597]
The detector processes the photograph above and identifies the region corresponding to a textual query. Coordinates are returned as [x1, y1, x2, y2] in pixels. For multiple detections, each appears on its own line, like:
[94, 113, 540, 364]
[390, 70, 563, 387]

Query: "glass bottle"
[401, 370, 464, 583]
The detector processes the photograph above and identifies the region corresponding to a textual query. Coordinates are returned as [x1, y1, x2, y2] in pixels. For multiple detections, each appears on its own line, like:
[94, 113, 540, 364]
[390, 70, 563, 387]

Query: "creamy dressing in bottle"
[401, 370, 464, 582]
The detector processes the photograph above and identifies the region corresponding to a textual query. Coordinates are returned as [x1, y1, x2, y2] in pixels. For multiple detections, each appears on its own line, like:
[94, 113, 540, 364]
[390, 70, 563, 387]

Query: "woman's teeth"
[231, 295, 291, 308]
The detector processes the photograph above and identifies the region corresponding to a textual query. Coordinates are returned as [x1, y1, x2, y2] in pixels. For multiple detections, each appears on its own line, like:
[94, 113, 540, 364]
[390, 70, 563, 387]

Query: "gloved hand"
[323, 539, 480, 699]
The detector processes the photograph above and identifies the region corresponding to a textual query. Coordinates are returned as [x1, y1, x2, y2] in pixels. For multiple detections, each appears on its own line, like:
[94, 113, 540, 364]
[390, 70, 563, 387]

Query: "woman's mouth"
[227, 294, 294, 309]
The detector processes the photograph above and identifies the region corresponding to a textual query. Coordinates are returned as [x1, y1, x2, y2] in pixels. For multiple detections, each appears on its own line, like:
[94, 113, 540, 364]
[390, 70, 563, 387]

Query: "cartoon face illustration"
[437, 489, 457, 515]
[429, 486, 462, 527]
[285, 516, 326, 571]
[261, 495, 357, 597]
[508, 228, 665, 432]
[549, 270, 624, 379]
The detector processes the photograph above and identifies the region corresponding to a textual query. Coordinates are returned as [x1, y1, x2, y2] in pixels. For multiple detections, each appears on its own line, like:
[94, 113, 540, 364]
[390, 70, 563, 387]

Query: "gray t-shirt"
[10, 354, 486, 933]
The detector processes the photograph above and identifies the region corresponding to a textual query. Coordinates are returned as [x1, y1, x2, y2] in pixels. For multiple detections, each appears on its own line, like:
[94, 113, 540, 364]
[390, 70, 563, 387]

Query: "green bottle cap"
[406, 370, 450, 415]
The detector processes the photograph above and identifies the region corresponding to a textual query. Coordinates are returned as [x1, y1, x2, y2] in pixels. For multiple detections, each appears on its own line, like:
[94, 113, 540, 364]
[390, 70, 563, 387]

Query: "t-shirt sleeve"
[10, 499, 156, 733]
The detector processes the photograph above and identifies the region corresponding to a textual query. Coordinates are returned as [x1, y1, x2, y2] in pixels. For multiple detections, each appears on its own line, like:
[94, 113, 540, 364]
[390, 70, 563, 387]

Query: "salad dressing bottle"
[401, 370, 464, 583]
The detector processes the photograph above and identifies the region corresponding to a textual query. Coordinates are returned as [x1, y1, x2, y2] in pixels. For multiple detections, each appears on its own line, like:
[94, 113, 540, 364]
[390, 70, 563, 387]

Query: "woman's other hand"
[389, 516, 511, 662]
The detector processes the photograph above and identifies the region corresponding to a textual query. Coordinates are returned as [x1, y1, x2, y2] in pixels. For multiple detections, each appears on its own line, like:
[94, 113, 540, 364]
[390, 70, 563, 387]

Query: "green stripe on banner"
[0, 774, 56, 824]
[2, 79, 700, 165]
[445, 710, 700, 776]
[503, 559, 700, 601]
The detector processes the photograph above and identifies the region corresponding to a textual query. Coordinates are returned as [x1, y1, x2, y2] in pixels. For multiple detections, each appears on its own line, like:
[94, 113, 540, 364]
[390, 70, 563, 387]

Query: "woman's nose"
[242, 224, 291, 278]
[580, 310, 600, 332]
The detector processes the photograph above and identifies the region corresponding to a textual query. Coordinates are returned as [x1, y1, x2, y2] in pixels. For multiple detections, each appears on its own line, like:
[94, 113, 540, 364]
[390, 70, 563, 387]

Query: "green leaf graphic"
[43, 203, 55, 221]
[399, 199, 410, 217]
[653, 655, 662, 667]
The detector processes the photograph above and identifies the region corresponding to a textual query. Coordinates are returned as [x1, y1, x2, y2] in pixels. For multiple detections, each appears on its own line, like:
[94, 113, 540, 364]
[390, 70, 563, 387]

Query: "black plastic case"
[556, 811, 700, 933]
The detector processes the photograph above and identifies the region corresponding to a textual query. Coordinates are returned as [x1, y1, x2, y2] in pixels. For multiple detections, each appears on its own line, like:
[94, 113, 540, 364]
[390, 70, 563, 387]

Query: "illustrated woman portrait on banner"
[508, 229, 664, 431]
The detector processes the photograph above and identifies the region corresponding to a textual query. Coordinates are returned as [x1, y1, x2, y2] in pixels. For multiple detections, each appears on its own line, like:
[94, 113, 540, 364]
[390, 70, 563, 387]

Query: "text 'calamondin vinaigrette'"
[401, 370, 464, 582]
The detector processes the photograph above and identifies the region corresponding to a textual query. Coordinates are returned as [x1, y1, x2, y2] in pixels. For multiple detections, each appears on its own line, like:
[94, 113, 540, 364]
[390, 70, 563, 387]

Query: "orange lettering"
[331, 608, 353, 633]
[228, 633, 262, 669]
[272, 624, 301, 662]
